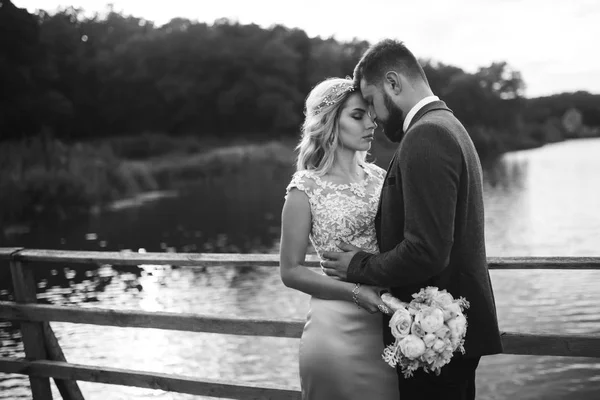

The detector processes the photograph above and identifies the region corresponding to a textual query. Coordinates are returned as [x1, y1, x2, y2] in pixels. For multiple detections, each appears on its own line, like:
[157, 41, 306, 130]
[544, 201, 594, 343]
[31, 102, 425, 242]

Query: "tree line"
[1, 0, 599, 145]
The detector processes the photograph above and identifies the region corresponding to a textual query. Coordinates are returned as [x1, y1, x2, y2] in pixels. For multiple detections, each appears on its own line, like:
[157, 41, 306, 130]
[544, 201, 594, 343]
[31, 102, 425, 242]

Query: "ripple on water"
[2, 139, 600, 399]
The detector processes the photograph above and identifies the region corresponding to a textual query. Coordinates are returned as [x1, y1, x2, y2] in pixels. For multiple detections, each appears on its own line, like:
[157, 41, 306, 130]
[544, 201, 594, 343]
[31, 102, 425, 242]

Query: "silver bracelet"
[352, 283, 361, 308]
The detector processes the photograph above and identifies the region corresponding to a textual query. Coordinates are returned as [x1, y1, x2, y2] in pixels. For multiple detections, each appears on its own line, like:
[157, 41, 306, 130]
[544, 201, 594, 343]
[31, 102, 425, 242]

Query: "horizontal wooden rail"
[0, 302, 304, 338]
[0, 249, 307, 267]
[1, 302, 599, 358]
[0, 247, 24, 257]
[1, 249, 599, 400]
[0, 358, 301, 400]
[1, 248, 600, 269]
[500, 332, 600, 358]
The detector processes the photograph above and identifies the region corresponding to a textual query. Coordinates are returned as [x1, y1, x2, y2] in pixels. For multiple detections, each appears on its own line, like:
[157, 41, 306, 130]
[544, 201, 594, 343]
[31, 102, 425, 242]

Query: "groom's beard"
[381, 92, 406, 143]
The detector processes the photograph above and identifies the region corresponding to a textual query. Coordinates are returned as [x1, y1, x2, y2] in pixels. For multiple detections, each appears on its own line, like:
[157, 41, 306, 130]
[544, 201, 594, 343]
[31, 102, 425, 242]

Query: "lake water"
[1, 138, 600, 400]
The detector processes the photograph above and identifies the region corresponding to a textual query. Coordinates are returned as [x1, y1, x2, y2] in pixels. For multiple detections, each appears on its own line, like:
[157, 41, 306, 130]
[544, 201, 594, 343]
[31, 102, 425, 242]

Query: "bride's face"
[336, 93, 377, 152]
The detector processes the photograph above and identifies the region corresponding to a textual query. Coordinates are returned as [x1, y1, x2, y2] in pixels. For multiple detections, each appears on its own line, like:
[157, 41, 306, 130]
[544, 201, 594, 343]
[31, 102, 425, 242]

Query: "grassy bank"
[0, 129, 544, 227]
[0, 134, 296, 226]
[1, 137, 126, 224]
[137, 139, 296, 188]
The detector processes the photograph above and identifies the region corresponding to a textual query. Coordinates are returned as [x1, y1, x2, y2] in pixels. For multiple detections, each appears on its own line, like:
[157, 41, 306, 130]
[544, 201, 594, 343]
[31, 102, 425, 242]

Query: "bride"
[279, 77, 399, 399]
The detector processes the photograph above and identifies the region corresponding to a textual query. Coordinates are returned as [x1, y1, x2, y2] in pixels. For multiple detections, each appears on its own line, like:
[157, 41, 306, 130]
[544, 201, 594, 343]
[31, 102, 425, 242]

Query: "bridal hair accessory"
[380, 287, 470, 378]
[313, 82, 355, 115]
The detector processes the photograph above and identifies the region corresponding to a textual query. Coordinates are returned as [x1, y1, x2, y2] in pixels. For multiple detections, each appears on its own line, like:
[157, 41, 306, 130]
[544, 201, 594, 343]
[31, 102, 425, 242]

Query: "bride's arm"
[279, 188, 362, 303]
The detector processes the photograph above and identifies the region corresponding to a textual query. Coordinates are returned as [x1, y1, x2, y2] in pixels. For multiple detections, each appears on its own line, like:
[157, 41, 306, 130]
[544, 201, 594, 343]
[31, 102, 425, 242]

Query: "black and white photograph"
[1, 0, 599, 399]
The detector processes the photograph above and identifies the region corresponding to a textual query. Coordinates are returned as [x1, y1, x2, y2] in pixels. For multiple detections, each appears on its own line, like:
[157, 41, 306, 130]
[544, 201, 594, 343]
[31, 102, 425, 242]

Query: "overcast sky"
[21, 0, 600, 98]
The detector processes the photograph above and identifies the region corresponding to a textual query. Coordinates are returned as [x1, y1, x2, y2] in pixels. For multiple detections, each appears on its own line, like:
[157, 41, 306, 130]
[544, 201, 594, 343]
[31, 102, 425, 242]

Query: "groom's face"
[360, 79, 405, 141]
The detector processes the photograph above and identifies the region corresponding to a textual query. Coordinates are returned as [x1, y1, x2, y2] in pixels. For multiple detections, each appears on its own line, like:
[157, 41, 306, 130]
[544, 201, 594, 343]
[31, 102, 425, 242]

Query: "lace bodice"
[285, 163, 386, 257]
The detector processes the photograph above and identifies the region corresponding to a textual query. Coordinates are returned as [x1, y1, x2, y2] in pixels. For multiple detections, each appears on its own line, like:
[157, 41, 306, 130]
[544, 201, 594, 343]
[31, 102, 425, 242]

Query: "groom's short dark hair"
[353, 39, 429, 87]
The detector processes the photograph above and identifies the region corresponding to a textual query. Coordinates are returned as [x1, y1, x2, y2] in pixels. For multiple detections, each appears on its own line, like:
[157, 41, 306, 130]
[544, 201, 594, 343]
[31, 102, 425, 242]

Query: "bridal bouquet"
[380, 287, 470, 378]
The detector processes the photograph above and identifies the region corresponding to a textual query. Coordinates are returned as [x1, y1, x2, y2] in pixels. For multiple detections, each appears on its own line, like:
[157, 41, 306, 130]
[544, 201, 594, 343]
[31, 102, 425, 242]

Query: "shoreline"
[0, 133, 550, 230]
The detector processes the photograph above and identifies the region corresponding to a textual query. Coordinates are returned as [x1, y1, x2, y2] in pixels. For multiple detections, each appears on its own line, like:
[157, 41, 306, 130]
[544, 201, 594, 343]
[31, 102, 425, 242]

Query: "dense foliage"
[4, 1, 597, 144]
[1, 0, 598, 225]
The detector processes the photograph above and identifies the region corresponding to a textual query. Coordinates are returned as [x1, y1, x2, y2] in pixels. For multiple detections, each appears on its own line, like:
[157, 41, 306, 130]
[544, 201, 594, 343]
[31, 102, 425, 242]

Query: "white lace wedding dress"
[286, 163, 399, 400]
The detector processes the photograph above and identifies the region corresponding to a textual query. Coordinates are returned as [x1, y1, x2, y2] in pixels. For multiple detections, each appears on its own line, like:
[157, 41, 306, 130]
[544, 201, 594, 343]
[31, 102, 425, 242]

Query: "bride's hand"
[356, 285, 392, 315]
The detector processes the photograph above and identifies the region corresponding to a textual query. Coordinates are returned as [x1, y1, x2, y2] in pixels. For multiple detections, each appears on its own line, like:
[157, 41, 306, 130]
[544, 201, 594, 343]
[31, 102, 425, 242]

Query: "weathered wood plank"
[0, 302, 305, 338]
[1, 302, 599, 357]
[10, 261, 53, 400]
[0, 358, 301, 400]
[0, 249, 319, 266]
[0, 247, 24, 257]
[487, 256, 600, 270]
[500, 332, 600, 357]
[1, 249, 599, 269]
[42, 323, 85, 400]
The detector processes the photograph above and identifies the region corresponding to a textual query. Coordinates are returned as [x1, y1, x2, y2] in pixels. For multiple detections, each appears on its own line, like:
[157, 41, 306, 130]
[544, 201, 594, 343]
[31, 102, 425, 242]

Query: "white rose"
[416, 307, 445, 333]
[432, 339, 446, 353]
[442, 349, 454, 360]
[443, 302, 463, 321]
[423, 333, 437, 348]
[434, 292, 454, 307]
[389, 308, 412, 339]
[447, 314, 467, 340]
[435, 325, 451, 340]
[423, 348, 437, 364]
[410, 320, 426, 338]
[399, 334, 426, 359]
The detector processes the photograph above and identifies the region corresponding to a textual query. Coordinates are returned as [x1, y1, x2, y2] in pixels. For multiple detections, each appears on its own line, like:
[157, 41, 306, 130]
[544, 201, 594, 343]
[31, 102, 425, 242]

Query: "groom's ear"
[384, 71, 402, 95]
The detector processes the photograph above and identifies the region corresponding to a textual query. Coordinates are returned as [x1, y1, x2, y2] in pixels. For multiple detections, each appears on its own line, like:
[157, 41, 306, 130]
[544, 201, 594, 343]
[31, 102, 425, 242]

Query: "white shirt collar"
[403, 95, 440, 132]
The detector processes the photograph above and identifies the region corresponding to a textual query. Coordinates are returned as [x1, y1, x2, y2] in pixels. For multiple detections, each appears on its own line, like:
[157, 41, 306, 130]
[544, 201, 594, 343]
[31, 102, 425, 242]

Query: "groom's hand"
[321, 242, 362, 281]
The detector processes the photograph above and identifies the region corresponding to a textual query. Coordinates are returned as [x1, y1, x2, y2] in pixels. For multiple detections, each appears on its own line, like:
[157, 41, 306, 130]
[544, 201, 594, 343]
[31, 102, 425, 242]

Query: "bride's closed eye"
[351, 111, 366, 120]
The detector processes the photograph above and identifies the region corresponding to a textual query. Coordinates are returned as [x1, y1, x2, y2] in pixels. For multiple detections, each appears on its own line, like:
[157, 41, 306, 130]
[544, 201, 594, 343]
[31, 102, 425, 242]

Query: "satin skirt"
[299, 297, 399, 400]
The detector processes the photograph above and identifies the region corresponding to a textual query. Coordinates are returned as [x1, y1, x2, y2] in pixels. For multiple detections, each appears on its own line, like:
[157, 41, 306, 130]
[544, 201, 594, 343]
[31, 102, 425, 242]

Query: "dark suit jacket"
[348, 100, 503, 357]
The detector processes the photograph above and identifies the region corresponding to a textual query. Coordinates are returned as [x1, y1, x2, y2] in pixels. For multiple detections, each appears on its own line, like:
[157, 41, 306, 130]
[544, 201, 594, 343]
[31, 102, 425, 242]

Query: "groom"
[321, 39, 503, 400]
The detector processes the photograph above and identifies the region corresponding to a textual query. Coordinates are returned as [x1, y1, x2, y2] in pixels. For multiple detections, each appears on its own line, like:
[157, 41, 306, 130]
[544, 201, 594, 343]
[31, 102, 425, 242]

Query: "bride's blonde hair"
[296, 77, 368, 174]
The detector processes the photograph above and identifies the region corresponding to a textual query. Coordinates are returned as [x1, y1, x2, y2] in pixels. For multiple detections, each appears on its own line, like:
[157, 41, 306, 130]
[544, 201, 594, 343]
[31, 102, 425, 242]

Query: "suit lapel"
[374, 100, 452, 237]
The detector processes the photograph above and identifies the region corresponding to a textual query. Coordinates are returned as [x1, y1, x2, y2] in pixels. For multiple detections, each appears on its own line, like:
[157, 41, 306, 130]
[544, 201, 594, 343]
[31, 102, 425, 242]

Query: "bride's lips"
[363, 134, 374, 140]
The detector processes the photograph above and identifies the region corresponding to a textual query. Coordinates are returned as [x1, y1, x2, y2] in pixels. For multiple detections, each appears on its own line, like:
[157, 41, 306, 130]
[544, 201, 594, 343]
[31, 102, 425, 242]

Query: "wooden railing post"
[10, 257, 53, 400]
[0, 249, 599, 400]
[42, 322, 85, 400]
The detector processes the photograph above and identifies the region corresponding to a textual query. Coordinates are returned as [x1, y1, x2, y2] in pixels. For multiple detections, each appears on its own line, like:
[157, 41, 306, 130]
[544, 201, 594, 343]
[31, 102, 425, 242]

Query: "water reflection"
[484, 139, 600, 257]
[1, 139, 600, 399]
[484, 153, 528, 191]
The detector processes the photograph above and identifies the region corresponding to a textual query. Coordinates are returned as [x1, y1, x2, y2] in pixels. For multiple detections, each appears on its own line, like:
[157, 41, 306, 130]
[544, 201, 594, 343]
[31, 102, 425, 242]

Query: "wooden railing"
[1, 248, 600, 400]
